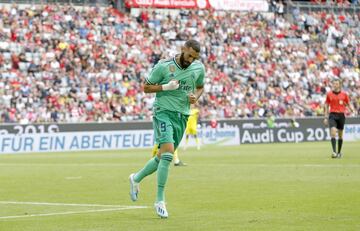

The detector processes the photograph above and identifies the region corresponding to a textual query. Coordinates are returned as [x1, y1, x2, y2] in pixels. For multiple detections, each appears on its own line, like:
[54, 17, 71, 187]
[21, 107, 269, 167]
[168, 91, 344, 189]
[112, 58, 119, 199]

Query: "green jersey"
[146, 57, 205, 115]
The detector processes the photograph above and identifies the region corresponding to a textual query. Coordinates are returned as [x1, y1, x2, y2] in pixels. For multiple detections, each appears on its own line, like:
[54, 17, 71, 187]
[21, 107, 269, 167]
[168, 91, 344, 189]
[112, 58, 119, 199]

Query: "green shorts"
[153, 110, 189, 150]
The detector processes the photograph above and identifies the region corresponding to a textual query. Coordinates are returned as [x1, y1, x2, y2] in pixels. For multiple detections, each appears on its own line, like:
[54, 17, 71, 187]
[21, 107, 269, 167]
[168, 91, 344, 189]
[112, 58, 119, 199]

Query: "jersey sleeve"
[344, 93, 350, 105]
[196, 64, 205, 87]
[146, 62, 164, 85]
[325, 93, 330, 105]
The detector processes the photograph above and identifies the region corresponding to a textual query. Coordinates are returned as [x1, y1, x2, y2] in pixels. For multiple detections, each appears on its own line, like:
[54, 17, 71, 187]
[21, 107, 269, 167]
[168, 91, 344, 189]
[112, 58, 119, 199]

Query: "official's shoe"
[331, 152, 338, 158]
[129, 173, 139, 202]
[154, 201, 168, 218]
[337, 152, 342, 158]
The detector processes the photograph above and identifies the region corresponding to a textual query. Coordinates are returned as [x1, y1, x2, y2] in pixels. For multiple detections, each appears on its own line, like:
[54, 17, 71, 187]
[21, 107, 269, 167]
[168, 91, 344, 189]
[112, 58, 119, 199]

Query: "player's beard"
[180, 53, 191, 69]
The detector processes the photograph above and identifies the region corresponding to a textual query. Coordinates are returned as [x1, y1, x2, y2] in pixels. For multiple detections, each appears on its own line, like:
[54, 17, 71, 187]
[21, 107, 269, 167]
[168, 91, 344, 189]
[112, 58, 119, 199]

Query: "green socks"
[134, 156, 160, 183]
[133, 152, 173, 202]
[156, 152, 173, 202]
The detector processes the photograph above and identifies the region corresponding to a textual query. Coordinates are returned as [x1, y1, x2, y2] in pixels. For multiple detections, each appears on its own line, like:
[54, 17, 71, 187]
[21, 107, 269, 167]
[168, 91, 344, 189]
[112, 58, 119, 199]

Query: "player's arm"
[345, 94, 356, 115]
[323, 105, 329, 126]
[144, 62, 179, 93]
[346, 103, 356, 115]
[144, 81, 179, 93]
[323, 94, 330, 126]
[189, 86, 204, 104]
[189, 65, 205, 104]
[144, 84, 162, 93]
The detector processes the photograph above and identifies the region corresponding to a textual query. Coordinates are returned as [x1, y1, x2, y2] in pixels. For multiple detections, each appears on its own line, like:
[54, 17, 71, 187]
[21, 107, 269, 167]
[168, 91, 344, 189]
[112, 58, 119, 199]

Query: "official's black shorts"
[329, 112, 345, 130]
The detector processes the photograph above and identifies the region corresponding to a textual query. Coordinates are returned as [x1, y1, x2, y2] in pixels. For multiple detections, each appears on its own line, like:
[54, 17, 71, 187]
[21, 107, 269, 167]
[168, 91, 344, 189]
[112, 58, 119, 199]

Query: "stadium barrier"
[0, 117, 359, 154]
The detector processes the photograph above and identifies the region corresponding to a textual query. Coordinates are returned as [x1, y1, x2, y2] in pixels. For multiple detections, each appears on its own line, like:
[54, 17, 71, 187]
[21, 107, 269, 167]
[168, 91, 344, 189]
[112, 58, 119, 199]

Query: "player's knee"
[330, 128, 337, 137]
[338, 131, 344, 139]
[159, 143, 175, 154]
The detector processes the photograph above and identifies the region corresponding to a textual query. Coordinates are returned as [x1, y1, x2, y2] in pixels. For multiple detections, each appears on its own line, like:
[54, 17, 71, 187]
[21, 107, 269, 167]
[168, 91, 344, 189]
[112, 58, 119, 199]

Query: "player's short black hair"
[185, 39, 201, 53]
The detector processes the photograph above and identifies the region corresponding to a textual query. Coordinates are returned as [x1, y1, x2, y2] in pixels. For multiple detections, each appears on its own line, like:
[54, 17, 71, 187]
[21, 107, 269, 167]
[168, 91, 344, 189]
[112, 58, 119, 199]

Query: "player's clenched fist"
[162, 80, 179, 91]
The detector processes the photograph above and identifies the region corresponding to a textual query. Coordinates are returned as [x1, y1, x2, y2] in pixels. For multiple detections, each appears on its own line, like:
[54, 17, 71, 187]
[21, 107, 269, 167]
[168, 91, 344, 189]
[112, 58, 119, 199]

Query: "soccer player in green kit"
[129, 40, 205, 218]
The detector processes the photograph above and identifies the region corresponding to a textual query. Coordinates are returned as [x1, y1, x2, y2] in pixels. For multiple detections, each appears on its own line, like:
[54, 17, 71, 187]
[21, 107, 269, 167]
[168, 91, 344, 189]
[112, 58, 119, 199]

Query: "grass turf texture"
[0, 142, 359, 231]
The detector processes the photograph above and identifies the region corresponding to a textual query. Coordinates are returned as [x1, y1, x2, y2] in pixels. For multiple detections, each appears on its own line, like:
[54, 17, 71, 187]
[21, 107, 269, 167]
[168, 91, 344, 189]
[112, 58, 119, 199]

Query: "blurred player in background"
[184, 104, 201, 150]
[323, 79, 355, 158]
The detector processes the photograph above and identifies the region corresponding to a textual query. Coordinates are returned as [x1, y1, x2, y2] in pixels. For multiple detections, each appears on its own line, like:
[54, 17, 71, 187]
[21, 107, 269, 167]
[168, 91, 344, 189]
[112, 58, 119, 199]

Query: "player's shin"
[134, 156, 160, 183]
[156, 152, 173, 202]
[331, 138, 336, 153]
[338, 139, 343, 153]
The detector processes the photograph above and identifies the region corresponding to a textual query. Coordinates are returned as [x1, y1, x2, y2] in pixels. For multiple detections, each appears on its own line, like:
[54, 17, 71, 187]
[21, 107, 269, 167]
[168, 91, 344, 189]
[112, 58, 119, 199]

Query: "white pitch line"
[0, 163, 360, 167]
[0, 201, 147, 208]
[0, 207, 147, 220]
[0, 163, 141, 167]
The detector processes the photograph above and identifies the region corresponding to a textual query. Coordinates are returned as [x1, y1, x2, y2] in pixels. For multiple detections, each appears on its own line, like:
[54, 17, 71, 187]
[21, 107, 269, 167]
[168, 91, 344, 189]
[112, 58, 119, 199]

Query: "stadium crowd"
[309, 0, 359, 5]
[0, 4, 359, 123]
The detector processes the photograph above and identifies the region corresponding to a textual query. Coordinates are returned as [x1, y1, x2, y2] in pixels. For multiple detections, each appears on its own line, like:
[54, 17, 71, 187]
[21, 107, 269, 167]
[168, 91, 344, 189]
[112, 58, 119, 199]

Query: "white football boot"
[154, 201, 168, 218]
[129, 173, 139, 202]
[331, 152, 338, 159]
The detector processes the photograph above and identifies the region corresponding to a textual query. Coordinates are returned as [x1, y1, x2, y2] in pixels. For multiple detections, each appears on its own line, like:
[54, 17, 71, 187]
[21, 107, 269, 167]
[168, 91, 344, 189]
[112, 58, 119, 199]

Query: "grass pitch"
[0, 142, 359, 231]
